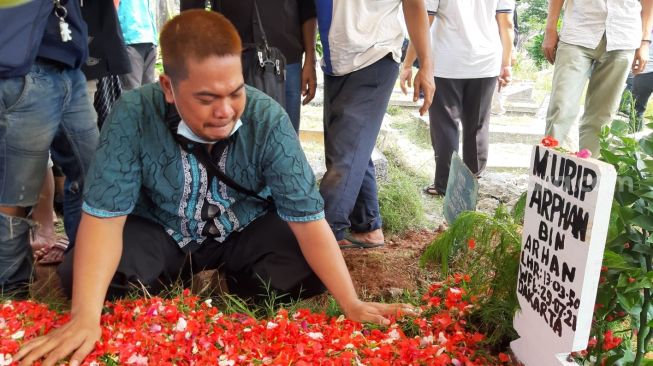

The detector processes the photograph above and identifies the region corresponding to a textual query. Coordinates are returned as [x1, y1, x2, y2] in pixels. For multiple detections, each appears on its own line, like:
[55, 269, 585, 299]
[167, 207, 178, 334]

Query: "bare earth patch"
[342, 228, 442, 300]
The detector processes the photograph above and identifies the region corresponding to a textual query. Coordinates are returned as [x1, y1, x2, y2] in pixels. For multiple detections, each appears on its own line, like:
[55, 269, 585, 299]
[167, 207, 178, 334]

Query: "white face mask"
[177, 119, 216, 144]
[169, 83, 243, 144]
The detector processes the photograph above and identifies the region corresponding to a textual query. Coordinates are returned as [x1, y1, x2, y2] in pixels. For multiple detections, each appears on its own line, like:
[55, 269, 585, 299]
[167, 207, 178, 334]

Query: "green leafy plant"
[619, 90, 645, 134]
[420, 206, 522, 349]
[525, 32, 547, 69]
[576, 120, 653, 365]
[315, 32, 323, 58]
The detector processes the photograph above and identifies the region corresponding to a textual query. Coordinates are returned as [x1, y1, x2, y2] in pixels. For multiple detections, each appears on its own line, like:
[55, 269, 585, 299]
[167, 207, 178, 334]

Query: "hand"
[342, 299, 418, 326]
[399, 66, 413, 95]
[498, 66, 512, 91]
[542, 29, 559, 64]
[14, 315, 102, 366]
[632, 43, 649, 74]
[301, 61, 317, 105]
[412, 68, 435, 116]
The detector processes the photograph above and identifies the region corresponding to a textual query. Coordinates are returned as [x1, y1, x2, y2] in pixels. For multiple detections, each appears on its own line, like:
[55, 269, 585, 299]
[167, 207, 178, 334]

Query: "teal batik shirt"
[82, 83, 324, 251]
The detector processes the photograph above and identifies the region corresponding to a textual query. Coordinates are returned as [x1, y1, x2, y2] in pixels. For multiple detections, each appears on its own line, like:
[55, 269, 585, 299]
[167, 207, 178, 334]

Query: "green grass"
[390, 117, 431, 151]
[378, 152, 428, 236]
[386, 105, 403, 116]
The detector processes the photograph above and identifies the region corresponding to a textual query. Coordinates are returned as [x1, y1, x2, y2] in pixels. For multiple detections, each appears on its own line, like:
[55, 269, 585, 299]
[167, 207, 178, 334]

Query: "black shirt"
[81, 0, 132, 79]
[181, 0, 316, 64]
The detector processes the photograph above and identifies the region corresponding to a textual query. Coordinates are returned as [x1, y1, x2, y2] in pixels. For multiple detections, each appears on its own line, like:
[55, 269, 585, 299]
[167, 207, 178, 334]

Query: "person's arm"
[15, 214, 126, 366]
[402, 0, 435, 116]
[496, 12, 514, 91]
[542, 0, 564, 64]
[301, 17, 318, 105]
[288, 219, 416, 325]
[633, 0, 653, 74]
[399, 14, 435, 97]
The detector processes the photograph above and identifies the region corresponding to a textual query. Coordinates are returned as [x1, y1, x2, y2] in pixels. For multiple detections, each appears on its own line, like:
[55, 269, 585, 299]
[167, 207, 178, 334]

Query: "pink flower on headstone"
[575, 149, 592, 159]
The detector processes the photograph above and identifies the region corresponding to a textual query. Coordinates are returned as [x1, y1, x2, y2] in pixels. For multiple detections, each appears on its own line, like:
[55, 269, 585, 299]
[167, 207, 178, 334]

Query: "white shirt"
[559, 0, 642, 51]
[317, 0, 404, 76]
[426, 0, 514, 79]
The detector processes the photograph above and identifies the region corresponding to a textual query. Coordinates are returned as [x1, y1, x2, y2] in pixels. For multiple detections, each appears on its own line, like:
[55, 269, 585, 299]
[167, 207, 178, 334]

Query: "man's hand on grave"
[342, 299, 418, 326]
[15, 313, 102, 366]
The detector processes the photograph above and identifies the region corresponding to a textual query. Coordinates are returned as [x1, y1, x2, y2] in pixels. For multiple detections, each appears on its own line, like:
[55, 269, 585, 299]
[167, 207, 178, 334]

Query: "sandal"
[37, 237, 69, 265]
[338, 233, 385, 249]
[423, 184, 444, 196]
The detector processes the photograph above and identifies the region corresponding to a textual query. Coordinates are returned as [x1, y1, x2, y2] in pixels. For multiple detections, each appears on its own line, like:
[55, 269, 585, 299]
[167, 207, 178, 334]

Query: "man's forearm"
[70, 214, 126, 321]
[289, 220, 359, 311]
[302, 18, 317, 65]
[546, 0, 565, 32]
[642, 0, 653, 39]
[402, 0, 433, 71]
[403, 15, 434, 70]
[497, 13, 515, 67]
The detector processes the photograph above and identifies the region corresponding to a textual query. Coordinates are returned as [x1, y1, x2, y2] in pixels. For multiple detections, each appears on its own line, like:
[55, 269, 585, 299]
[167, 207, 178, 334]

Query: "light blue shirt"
[118, 0, 158, 45]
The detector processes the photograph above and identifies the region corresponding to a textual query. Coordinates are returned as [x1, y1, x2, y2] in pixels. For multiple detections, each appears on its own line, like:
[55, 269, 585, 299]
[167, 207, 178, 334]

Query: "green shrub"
[420, 206, 522, 349]
[577, 120, 653, 366]
[525, 32, 546, 69]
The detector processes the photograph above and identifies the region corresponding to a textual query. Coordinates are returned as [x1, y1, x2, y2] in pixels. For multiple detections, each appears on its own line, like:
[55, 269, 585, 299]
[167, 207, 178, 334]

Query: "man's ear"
[159, 74, 175, 104]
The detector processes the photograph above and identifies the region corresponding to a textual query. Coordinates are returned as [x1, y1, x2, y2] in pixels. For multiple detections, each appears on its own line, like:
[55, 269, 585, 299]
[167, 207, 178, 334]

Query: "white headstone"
[511, 145, 617, 365]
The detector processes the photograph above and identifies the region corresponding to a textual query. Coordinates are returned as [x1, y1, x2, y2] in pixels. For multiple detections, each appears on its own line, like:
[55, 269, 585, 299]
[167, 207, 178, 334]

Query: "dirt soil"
[341, 228, 443, 300]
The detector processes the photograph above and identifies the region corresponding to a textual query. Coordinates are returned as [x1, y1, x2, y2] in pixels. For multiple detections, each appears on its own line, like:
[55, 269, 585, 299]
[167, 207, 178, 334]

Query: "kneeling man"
[16, 10, 410, 365]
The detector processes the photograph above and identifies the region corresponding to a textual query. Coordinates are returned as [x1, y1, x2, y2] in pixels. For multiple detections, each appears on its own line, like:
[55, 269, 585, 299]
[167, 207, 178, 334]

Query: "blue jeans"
[319, 55, 399, 240]
[284, 62, 302, 133]
[0, 61, 98, 294]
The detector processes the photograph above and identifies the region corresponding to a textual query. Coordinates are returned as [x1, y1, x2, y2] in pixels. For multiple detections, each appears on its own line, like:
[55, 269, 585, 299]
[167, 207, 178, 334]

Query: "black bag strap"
[251, 1, 270, 51]
[163, 103, 273, 205]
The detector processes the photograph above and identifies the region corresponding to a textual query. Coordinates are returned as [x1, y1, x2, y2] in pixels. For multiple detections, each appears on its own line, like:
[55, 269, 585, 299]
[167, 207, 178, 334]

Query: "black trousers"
[429, 76, 497, 194]
[58, 212, 325, 302]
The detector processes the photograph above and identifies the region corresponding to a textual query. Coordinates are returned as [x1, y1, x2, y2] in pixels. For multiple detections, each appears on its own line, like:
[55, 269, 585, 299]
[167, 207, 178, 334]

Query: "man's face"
[160, 55, 246, 142]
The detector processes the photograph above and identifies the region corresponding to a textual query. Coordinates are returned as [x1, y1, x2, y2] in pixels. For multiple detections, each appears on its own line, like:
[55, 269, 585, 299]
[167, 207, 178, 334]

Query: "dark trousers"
[319, 55, 399, 240]
[429, 77, 496, 194]
[119, 43, 157, 91]
[633, 71, 653, 128]
[58, 212, 325, 302]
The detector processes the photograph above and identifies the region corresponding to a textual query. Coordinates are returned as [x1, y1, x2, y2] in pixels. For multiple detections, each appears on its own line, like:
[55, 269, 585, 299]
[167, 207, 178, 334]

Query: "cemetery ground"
[5, 70, 653, 364]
